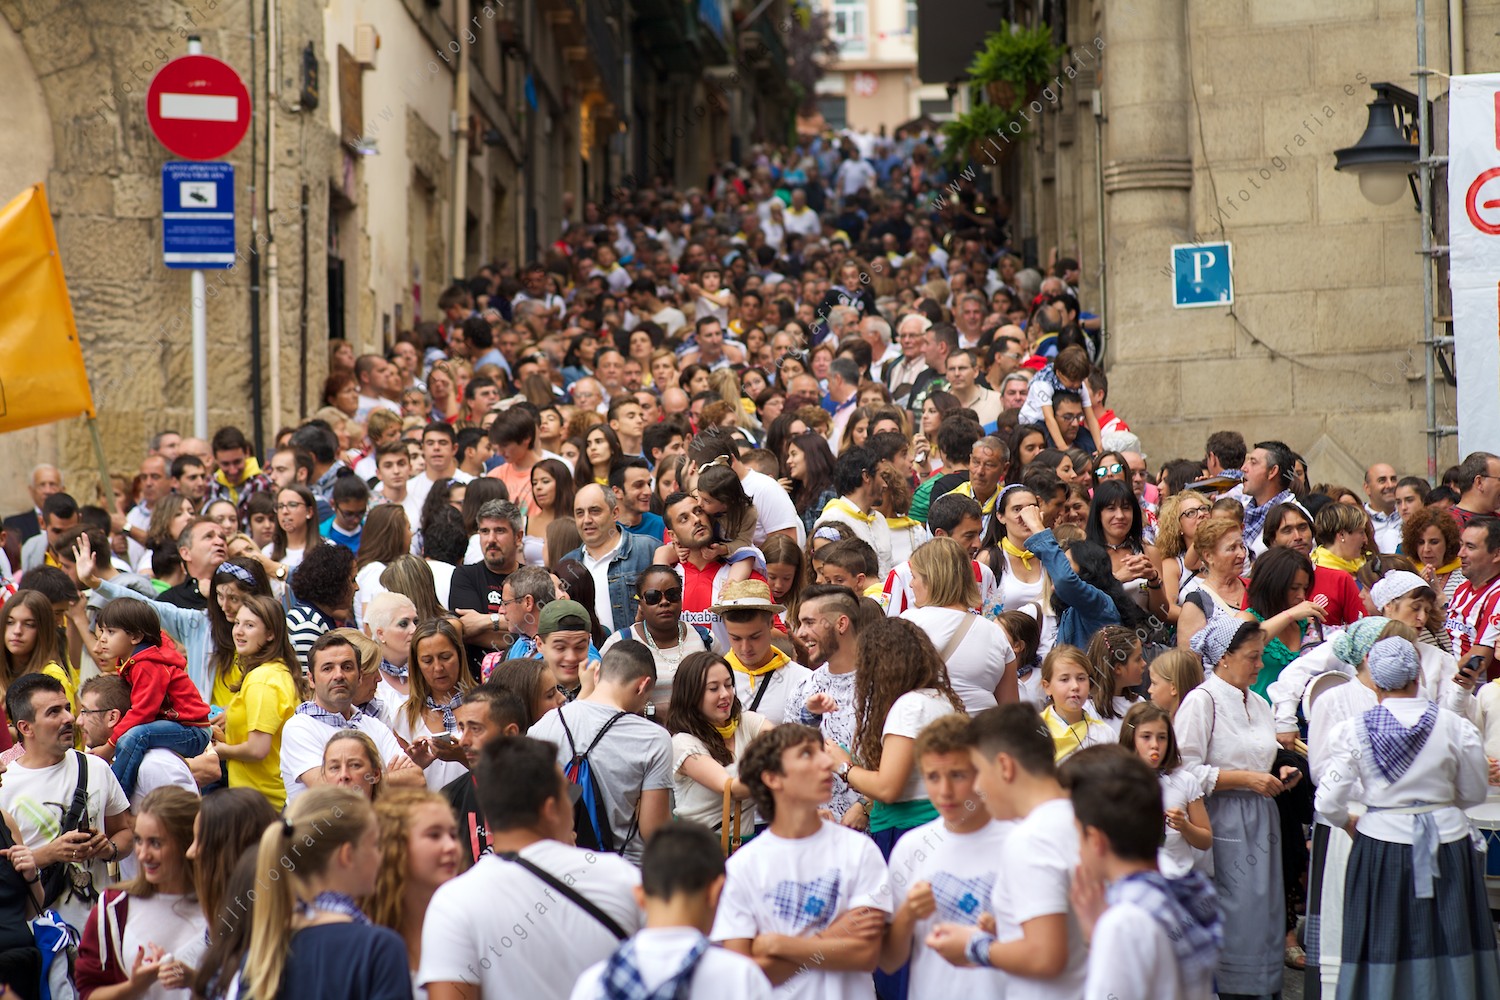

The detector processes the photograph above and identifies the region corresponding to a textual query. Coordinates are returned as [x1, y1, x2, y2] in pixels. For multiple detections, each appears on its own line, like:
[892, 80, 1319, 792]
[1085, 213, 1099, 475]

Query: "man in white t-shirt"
[571, 823, 772, 1000]
[883, 714, 1012, 1000]
[0, 673, 134, 929]
[687, 427, 805, 547]
[926, 703, 1087, 1000]
[279, 632, 421, 803]
[420, 735, 644, 1000]
[527, 640, 672, 864]
[1065, 746, 1224, 1000]
[712, 724, 891, 1000]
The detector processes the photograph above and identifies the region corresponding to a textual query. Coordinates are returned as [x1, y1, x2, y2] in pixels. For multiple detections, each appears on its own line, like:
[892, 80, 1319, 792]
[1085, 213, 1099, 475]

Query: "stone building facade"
[0, 0, 793, 511]
[1014, 0, 1497, 486]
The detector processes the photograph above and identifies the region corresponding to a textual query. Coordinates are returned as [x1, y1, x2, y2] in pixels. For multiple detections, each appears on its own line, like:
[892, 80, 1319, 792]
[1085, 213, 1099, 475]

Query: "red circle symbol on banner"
[146, 55, 252, 161]
[1465, 166, 1500, 237]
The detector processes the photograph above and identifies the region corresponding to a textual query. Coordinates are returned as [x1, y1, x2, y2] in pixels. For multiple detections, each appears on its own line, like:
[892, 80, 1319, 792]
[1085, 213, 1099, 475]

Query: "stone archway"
[0, 13, 58, 514]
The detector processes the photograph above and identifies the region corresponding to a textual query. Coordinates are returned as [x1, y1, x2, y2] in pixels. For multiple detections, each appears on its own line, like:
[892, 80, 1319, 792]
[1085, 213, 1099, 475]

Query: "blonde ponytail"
[242, 787, 375, 1000]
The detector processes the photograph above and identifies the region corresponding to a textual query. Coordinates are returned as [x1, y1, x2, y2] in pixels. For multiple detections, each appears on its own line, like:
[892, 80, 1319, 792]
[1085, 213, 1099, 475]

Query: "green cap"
[538, 599, 593, 637]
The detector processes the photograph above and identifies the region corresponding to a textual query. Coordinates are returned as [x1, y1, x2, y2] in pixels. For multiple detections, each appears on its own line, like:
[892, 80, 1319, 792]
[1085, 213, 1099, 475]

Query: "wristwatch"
[836, 760, 852, 780]
[275, 565, 287, 581]
[490, 612, 501, 632]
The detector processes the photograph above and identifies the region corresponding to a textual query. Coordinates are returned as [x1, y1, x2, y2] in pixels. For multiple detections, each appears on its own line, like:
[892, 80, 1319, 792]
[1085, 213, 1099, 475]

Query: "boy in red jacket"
[91, 598, 212, 797]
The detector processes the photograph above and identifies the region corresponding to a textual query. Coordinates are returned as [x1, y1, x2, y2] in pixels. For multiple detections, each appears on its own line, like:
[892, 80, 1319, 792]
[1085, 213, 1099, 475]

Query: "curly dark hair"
[739, 724, 824, 823]
[290, 540, 356, 612]
[665, 653, 742, 767]
[852, 618, 963, 771]
[1054, 538, 1148, 629]
[1401, 506, 1461, 567]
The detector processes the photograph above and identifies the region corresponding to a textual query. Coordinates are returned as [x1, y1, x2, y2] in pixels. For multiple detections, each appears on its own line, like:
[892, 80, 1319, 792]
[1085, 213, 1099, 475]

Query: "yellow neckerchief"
[1041, 704, 1092, 760]
[214, 456, 265, 503]
[824, 496, 877, 524]
[1311, 546, 1365, 574]
[1002, 536, 1035, 569]
[885, 514, 921, 530]
[726, 646, 790, 678]
[1437, 556, 1462, 576]
[947, 481, 997, 515]
[714, 717, 739, 739]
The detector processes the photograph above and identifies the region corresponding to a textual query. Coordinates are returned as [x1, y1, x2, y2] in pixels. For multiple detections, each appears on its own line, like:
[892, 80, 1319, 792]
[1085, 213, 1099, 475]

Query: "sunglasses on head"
[640, 587, 683, 606]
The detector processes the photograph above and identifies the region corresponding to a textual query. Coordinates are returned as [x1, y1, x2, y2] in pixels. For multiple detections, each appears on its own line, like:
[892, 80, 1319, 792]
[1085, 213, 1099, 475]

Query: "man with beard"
[1, 673, 135, 930]
[784, 584, 863, 821]
[662, 491, 768, 653]
[449, 499, 524, 678]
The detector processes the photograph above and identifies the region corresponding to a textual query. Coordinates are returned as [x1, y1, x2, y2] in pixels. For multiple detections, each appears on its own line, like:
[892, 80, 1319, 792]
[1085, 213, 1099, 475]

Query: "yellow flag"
[0, 184, 95, 432]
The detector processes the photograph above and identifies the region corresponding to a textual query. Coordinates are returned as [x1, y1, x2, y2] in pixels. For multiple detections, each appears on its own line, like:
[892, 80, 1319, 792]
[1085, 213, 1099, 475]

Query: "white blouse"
[671, 711, 769, 835]
[1307, 678, 1377, 788]
[1315, 697, 1488, 845]
[1175, 673, 1278, 773]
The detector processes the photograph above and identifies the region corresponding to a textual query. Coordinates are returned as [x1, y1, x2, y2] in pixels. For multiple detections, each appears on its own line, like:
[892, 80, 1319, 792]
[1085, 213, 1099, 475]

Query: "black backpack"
[557, 709, 632, 853]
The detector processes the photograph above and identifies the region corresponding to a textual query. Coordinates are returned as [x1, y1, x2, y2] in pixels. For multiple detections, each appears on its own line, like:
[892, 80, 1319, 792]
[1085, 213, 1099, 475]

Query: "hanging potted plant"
[967, 22, 1066, 111]
[939, 103, 1013, 168]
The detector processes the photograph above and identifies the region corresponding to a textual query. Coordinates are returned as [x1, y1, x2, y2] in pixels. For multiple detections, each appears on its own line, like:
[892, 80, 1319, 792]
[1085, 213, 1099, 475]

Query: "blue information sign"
[162, 161, 235, 269]
[1171, 242, 1233, 308]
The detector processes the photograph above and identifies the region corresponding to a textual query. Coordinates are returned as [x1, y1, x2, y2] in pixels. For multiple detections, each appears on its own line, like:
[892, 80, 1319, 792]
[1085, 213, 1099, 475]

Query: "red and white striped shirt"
[1444, 572, 1500, 667]
[882, 559, 998, 617]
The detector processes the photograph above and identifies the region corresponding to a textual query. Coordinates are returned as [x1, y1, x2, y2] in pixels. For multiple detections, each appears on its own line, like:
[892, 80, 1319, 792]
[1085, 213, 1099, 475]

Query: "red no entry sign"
[146, 55, 251, 160]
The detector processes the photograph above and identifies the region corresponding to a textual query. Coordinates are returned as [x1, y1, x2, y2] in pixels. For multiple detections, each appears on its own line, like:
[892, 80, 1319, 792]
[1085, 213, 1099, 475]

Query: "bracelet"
[23, 872, 40, 884]
[106, 842, 119, 862]
[965, 931, 997, 968]
[1146, 580, 1163, 590]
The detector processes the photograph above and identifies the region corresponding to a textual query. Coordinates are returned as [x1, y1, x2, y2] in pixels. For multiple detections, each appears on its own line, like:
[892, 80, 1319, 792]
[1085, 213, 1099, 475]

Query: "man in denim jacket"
[567, 483, 657, 634]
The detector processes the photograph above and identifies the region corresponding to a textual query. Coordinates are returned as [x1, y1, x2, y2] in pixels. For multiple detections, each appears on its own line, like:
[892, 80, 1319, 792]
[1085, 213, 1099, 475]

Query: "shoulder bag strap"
[66, 748, 91, 830]
[938, 612, 979, 662]
[499, 851, 629, 940]
[747, 673, 774, 713]
[584, 711, 630, 756]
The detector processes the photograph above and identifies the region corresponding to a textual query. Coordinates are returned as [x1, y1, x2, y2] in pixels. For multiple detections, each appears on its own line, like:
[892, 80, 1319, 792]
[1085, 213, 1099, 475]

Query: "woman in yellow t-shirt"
[212, 594, 311, 809]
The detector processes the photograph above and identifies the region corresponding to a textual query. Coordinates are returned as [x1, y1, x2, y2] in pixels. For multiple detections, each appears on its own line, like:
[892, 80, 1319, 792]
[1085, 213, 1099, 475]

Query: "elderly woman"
[1176, 615, 1303, 1000]
[1176, 514, 1249, 651]
[1315, 637, 1498, 1000]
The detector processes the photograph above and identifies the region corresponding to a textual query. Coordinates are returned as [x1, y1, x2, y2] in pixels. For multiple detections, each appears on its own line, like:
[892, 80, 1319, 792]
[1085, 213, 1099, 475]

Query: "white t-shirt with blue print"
[712, 820, 890, 1000]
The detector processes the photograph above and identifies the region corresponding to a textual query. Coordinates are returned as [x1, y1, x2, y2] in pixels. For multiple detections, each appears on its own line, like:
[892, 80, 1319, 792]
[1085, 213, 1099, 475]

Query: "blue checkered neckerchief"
[601, 933, 708, 1000]
[1241, 488, 1293, 548]
[426, 690, 464, 731]
[1359, 701, 1438, 784]
[380, 658, 408, 681]
[298, 890, 370, 925]
[294, 701, 364, 730]
[1108, 870, 1223, 987]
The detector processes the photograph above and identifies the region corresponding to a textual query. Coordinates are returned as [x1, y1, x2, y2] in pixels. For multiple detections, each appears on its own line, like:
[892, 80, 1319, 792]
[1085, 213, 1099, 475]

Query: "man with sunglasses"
[600, 565, 708, 718]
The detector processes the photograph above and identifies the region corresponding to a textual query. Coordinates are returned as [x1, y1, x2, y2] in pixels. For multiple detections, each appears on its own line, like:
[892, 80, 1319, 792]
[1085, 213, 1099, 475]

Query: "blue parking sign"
[163, 162, 235, 269]
[1172, 242, 1233, 308]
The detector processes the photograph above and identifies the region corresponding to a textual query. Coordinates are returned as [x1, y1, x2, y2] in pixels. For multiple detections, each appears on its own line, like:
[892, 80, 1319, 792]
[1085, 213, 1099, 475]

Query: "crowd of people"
[0, 131, 1498, 1000]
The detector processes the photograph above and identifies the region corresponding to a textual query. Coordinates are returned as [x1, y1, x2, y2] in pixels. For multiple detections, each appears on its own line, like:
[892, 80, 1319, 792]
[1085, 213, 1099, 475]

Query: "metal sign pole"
[192, 268, 208, 438]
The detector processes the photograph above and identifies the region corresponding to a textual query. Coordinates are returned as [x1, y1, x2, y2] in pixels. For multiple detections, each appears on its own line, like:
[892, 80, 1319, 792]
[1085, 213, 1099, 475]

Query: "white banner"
[1449, 74, 1500, 457]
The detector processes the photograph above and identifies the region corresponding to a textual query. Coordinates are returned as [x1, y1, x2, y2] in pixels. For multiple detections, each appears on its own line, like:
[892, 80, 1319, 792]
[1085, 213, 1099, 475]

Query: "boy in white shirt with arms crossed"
[713, 724, 892, 1000]
[882, 713, 1012, 998]
[925, 703, 1086, 1000]
[1062, 745, 1224, 1000]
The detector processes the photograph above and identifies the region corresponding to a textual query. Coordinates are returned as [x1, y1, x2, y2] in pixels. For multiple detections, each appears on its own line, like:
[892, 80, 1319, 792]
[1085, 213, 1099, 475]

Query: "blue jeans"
[111, 721, 211, 798]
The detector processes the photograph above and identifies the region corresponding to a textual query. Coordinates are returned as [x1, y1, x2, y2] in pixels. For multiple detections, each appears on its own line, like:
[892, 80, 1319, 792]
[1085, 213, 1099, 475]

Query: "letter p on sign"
[1172, 241, 1234, 308]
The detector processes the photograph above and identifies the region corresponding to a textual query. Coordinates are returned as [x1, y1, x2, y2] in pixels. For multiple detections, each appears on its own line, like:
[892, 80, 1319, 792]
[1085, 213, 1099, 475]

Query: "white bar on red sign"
[159, 93, 239, 122]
